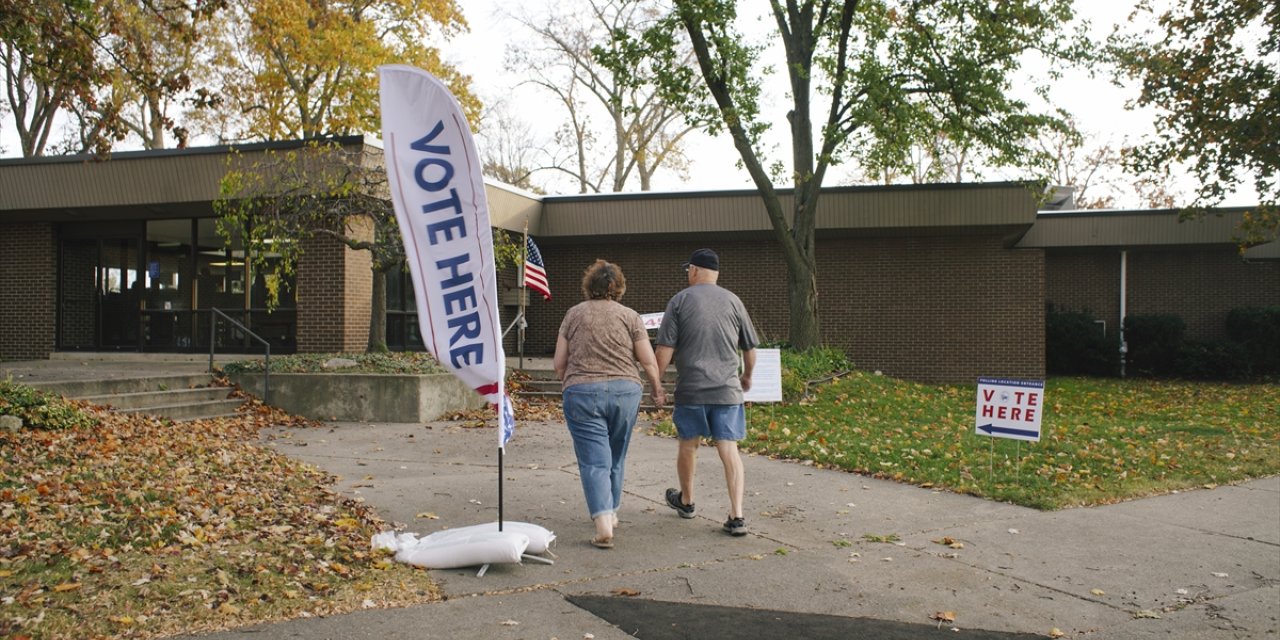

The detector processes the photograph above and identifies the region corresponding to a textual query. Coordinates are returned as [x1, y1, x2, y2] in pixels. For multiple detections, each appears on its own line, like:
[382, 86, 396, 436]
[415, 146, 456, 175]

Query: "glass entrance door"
[98, 237, 142, 349]
[58, 224, 144, 350]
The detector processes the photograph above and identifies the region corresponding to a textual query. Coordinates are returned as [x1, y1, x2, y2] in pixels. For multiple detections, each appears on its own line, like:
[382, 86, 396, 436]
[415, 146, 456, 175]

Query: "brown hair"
[581, 259, 626, 301]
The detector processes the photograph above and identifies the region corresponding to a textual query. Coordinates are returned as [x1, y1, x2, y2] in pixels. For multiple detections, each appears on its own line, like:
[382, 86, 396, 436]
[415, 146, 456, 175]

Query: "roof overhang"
[537, 182, 1040, 245]
[0, 137, 542, 233]
[1017, 208, 1275, 259]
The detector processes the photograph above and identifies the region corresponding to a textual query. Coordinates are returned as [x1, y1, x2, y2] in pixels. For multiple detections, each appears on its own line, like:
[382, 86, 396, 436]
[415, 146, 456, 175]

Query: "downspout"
[1119, 250, 1128, 377]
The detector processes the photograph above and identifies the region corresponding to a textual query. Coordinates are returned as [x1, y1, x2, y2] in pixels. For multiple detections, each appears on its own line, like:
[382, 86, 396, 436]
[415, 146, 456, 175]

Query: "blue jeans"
[562, 379, 642, 519]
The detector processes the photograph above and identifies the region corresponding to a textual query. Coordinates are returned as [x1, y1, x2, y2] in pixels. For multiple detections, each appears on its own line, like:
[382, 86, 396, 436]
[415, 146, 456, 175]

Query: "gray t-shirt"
[655, 284, 759, 405]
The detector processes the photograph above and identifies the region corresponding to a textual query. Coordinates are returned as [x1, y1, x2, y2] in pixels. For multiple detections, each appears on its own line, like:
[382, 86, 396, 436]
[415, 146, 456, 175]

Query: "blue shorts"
[673, 404, 746, 441]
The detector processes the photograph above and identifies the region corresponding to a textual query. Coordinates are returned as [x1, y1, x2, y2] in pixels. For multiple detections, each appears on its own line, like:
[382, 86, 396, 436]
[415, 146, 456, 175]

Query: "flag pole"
[519, 219, 529, 369]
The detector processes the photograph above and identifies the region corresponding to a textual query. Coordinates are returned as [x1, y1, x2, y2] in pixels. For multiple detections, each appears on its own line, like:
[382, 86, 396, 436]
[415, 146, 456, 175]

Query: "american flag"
[524, 236, 551, 301]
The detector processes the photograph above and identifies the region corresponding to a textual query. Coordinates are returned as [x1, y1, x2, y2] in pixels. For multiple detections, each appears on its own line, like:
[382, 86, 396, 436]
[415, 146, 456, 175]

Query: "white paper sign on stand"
[743, 348, 783, 403]
[640, 312, 664, 331]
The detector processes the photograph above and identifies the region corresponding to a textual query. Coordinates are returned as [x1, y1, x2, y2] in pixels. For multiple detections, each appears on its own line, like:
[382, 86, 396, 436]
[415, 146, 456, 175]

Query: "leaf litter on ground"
[0, 382, 441, 639]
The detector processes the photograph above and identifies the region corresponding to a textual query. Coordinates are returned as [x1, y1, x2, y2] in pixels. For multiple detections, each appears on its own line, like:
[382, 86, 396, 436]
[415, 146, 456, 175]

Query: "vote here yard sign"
[975, 378, 1044, 442]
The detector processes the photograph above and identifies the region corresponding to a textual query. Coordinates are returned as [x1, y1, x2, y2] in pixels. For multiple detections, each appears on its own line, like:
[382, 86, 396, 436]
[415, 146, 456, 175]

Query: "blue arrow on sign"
[977, 424, 1039, 439]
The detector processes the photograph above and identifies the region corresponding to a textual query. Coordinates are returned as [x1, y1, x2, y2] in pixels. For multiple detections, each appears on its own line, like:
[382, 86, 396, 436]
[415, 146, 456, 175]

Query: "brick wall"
[0, 223, 56, 360]
[296, 218, 374, 353]
[1045, 247, 1280, 343]
[522, 234, 1044, 383]
[1043, 251, 1120, 342]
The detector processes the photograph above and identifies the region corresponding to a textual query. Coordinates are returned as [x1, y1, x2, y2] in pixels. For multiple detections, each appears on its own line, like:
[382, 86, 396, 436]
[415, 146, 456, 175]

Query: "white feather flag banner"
[379, 64, 515, 446]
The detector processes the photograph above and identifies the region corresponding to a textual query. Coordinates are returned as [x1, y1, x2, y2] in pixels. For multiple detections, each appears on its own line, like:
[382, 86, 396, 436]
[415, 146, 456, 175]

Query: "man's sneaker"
[723, 516, 747, 536]
[665, 488, 695, 519]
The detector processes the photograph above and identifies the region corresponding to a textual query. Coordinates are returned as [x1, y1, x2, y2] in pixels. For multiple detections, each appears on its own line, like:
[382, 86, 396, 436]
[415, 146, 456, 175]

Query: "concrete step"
[28, 373, 220, 399]
[116, 398, 245, 422]
[81, 387, 233, 410]
[519, 380, 672, 393]
[30, 371, 244, 423]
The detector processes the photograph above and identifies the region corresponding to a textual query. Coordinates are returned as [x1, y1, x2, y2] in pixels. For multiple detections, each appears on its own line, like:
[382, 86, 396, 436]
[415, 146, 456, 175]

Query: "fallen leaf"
[1211, 572, 1228, 578]
[1090, 588, 1105, 596]
[416, 512, 440, 520]
[1133, 609, 1161, 619]
[500, 619, 519, 626]
[218, 602, 241, 615]
[53, 582, 81, 592]
[932, 611, 957, 622]
[611, 587, 641, 597]
[1048, 628, 1064, 638]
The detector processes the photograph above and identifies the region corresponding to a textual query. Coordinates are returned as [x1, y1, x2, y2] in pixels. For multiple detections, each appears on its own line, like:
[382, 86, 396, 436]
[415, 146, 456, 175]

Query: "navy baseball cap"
[683, 248, 719, 271]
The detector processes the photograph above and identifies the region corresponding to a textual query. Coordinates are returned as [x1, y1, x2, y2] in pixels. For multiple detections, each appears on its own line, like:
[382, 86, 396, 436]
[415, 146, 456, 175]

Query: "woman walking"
[554, 260, 666, 548]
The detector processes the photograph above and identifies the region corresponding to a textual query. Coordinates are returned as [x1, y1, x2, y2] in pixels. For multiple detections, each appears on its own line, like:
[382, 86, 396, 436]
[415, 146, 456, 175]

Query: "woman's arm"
[553, 334, 569, 381]
[635, 338, 666, 407]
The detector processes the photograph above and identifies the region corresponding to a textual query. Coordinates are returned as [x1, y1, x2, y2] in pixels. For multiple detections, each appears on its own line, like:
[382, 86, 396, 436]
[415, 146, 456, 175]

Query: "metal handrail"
[209, 308, 271, 404]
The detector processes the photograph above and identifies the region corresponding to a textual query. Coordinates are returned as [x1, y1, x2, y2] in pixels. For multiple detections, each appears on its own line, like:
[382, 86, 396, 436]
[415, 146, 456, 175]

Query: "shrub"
[0, 379, 97, 430]
[1226, 306, 1280, 376]
[1123, 314, 1186, 376]
[1176, 340, 1251, 380]
[777, 346, 854, 400]
[1046, 306, 1119, 376]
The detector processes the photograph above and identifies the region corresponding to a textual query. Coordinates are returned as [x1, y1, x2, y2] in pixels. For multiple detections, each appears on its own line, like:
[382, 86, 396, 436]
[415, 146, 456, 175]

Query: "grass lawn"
[0, 382, 440, 639]
[656, 373, 1279, 510]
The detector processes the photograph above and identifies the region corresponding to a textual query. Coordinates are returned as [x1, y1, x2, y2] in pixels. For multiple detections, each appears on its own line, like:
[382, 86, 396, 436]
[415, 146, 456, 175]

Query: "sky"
[441, 0, 1188, 202]
[1, 0, 1247, 206]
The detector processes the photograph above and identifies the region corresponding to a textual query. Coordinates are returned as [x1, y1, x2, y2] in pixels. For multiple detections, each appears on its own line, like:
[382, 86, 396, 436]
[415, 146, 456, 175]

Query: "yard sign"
[975, 377, 1044, 442]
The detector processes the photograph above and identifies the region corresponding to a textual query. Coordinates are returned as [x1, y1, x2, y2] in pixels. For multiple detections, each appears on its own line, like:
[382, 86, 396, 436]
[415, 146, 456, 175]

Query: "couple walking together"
[553, 248, 759, 549]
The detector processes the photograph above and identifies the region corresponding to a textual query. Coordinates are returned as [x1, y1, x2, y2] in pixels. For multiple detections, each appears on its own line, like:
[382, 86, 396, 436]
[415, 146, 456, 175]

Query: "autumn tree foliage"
[1110, 0, 1279, 245]
[2, 0, 109, 156]
[199, 0, 478, 142]
[610, 0, 1091, 349]
[506, 0, 695, 193]
[1, 0, 223, 156]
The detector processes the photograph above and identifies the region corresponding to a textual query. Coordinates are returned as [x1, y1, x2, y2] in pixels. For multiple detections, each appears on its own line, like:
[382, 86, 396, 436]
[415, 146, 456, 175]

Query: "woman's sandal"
[590, 535, 614, 549]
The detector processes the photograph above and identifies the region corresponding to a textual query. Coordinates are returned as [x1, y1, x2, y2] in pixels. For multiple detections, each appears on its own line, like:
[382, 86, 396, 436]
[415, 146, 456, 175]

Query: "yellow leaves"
[52, 582, 81, 592]
[1049, 628, 1065, 638]
[333, 518, 361, 529]
[109, 615, 136, 625]
[932, 536, 964, 549]
[218, 602, 241, 615]
[931, 610, 956, 623]
[1090, 588, 1106, 596]
[611, 587, 641, 597]
[416, 512, 440, 520]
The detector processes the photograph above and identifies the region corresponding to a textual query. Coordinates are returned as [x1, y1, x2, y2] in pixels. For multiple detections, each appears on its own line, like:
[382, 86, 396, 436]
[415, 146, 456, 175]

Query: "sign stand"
[975, 377, 1044, 489]
[742, 349, 783, 429]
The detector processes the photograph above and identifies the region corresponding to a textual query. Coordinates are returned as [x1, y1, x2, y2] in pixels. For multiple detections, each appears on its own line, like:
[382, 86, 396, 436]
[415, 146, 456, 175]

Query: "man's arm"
[655, 345, 675, 378]
[740, 348, 756, 392]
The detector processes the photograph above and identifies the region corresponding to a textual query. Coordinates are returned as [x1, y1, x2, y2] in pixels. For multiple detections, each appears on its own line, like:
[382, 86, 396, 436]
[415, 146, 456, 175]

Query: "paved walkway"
[5, 357, 1277, 639]
[182, 418, 1277, 640]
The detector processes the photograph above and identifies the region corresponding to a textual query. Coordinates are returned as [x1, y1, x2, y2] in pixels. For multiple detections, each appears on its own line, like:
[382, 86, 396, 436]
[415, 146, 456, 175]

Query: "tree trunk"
[785, 248, 820, 350]
[368, 266, 388, 352]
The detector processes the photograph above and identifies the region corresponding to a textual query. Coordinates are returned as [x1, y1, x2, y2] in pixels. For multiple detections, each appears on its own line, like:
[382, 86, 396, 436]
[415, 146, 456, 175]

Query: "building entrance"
[58, 225, 144, 350]
[56, 219, 296, 354]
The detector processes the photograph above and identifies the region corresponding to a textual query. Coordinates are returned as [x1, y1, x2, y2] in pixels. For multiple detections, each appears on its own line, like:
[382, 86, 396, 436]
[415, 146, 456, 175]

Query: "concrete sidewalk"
[180, 417, 1279, 640]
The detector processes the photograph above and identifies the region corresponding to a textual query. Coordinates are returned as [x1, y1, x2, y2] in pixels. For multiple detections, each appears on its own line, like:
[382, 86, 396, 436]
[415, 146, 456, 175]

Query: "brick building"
[1, 138, 1276, 382]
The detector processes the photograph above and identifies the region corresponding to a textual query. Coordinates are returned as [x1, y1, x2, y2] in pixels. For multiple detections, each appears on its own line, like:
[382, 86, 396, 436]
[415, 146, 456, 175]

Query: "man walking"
[655, 248, 759, 536]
